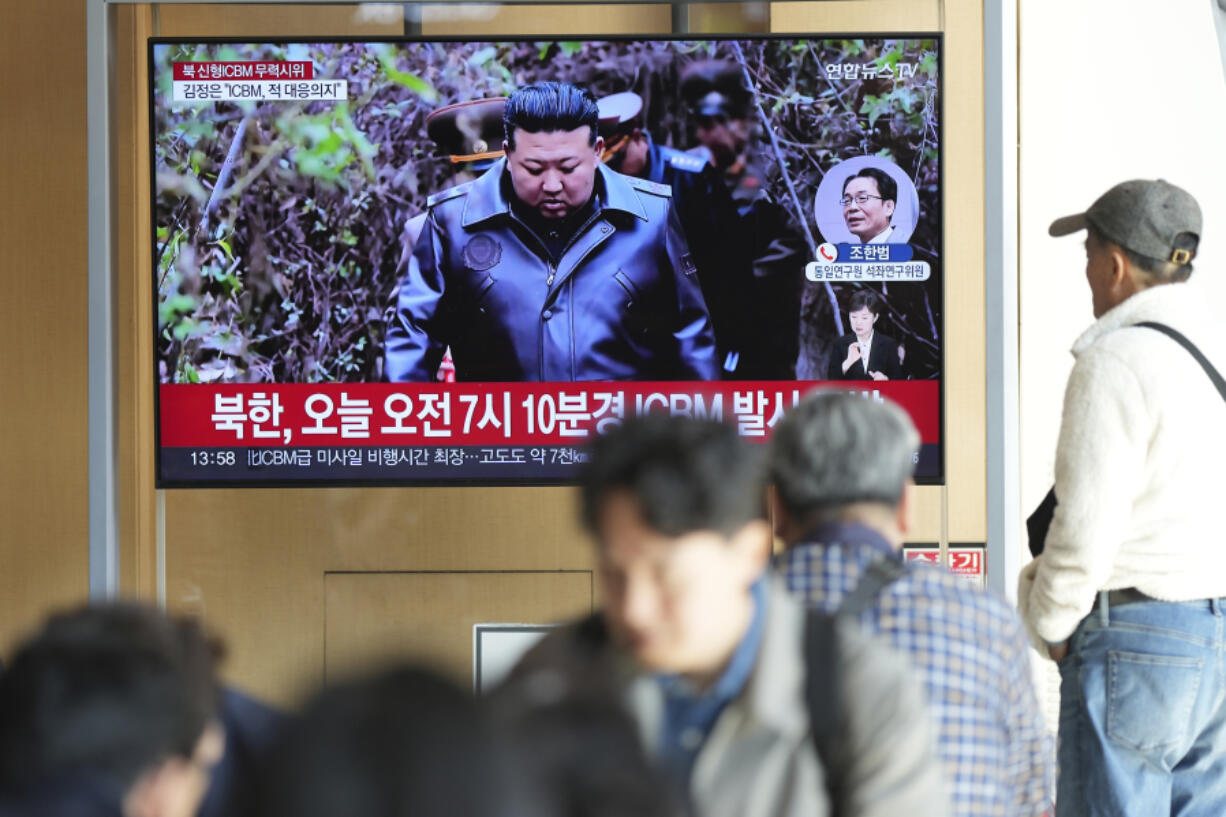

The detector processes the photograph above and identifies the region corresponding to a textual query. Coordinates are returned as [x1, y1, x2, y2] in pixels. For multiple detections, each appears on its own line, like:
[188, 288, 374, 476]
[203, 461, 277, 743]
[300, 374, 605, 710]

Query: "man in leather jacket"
[385, 82, 718, 382]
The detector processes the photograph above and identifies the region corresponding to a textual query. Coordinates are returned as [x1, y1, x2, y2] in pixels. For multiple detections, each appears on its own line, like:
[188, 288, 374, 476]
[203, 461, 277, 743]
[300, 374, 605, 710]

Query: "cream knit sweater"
[1020, 283, 1226, 646]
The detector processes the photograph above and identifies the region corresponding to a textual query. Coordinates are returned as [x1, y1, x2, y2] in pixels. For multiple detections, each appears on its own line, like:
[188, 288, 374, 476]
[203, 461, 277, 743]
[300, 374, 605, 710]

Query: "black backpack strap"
[835, 555, 907, 618]
[803, 554, 906, 816]
[1135, 322, 1226, 401]
[804, 610, 842, 815]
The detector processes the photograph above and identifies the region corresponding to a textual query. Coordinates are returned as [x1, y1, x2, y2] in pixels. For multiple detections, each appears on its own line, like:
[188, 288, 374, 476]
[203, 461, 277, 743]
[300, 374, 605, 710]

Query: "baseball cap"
[1049, 179, 1201, 265]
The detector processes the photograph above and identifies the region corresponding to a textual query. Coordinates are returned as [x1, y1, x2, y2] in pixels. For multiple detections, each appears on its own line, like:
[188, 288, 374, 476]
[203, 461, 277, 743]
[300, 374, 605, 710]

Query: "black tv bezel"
[148, 32, 945, 490]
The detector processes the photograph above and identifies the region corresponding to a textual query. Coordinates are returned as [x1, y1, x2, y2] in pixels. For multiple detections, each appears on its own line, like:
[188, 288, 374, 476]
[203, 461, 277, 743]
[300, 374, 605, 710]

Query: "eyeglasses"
[840, 194, 884, 208]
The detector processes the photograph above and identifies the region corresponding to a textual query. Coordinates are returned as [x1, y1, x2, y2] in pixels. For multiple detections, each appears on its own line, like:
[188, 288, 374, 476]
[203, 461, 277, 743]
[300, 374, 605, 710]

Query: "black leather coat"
[385, 160, 718, 382]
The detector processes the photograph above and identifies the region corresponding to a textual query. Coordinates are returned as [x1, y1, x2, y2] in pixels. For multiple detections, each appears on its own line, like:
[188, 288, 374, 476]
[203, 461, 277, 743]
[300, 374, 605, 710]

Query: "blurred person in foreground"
[0, 603, 224, 817]
[769, 391, 1053, 817]
[520, 414, 947, 817]
[492, 656, 684, 817]
[249, 665, 534, 817]
[386, 81, 717, 382]
[1019, 179, 1226, 817]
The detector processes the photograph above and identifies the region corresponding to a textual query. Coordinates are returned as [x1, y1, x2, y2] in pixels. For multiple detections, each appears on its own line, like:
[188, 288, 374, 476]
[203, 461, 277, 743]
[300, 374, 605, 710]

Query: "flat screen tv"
[150, 34, 943, 486]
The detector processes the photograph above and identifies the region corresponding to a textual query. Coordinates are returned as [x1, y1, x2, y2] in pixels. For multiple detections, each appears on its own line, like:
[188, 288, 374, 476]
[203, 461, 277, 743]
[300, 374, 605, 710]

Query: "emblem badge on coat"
[462, 235, 502, 271]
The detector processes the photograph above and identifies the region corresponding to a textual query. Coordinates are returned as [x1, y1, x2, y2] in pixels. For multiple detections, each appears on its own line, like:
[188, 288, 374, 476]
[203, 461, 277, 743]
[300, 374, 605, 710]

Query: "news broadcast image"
[151, 37, 943, 486]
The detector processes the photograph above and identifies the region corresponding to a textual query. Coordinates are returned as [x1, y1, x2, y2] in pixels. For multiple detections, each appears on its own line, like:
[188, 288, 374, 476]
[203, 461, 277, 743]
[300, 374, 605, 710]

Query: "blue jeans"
[1056, 594, 1226, 817]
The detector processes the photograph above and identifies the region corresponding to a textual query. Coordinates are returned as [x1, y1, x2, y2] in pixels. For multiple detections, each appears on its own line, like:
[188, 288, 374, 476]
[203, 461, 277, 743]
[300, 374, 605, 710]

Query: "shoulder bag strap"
[835, 554, 907, 619]
[804, 610, 842, 816]
[804, 554, 906, 816]
[1135, 321, 1226, 401]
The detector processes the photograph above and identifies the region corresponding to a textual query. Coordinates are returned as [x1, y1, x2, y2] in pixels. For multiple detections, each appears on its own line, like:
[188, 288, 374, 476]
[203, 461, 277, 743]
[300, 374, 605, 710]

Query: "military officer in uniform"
[385, 81, 718, 383]
[679, 61, 805, 379]
[387, 97, 509, 382]
[597, 91, 752, 378]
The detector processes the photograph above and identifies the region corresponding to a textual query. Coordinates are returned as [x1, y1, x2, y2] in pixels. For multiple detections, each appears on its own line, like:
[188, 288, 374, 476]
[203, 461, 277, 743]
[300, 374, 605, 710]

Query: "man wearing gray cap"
[1018, 180, 1226, 816]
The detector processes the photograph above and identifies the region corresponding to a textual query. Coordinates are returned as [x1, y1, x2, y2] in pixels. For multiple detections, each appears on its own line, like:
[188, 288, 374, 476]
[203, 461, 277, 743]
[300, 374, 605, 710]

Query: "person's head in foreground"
[250, 665, 531, 817]
[492, 658, 683, 817]
[581, 414, 770, 685]
[0, 602, 224, 817]
[503, 81, 604, 221]
[1049, 178, 1201, 318]
[768, 390, 919, 548]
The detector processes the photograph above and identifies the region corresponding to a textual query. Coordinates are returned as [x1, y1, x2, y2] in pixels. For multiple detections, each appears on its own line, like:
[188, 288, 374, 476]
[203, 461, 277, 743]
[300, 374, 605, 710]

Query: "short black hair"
[842, 166, 898, 204]
[847, 288, 884, 316]
[504, 82, 600, 152]
[1087, 223, 1195, 282]
[0, 602, 221, 792]
[580, 414, 766, 539]
[251, 666, 531, 817]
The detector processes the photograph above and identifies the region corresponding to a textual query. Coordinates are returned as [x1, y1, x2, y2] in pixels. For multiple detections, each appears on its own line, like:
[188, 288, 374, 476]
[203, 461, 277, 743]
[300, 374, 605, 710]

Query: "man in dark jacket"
[385, 82, 718, 382]
[597, 91, 753, 378]
[679, 61, 805, 380]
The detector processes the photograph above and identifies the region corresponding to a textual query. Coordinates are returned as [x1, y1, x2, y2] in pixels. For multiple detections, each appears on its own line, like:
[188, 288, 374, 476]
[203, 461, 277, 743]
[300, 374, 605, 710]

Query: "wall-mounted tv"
[150, 34, 943, 487]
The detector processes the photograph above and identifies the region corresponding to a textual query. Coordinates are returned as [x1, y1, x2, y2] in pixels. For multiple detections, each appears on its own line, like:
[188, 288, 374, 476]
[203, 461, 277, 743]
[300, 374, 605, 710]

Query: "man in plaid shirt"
[768, 391, 1053, 817]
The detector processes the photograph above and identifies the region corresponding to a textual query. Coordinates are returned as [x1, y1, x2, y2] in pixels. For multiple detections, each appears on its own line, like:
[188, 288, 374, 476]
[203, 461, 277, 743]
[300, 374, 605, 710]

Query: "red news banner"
[160, 381, 939, 448]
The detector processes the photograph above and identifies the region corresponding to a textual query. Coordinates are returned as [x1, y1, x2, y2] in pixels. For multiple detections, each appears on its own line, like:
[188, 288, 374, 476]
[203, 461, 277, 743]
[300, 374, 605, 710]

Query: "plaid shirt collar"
[798, 520, 898, 559]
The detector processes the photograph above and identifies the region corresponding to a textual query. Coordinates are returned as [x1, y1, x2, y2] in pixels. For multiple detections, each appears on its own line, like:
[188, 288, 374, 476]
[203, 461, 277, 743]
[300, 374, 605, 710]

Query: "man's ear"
[883, 199, 896, 219]
[732, 519, 773, 579]
[122, 722, 225, 817]
[593, 135, 605, 157]
[1108, 246, 1131, 289]
[896, 479, 915, 539]
[501, 139, 511, 155]
[766, 485, 785, 541]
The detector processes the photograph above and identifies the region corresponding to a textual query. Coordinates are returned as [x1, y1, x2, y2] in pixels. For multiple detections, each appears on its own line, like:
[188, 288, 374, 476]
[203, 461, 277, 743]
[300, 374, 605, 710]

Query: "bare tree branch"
[731, 40, 842, 336]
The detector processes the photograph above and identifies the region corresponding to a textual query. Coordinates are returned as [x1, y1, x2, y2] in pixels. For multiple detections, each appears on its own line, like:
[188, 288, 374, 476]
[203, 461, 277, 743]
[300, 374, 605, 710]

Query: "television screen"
[150, 35, 943, 486]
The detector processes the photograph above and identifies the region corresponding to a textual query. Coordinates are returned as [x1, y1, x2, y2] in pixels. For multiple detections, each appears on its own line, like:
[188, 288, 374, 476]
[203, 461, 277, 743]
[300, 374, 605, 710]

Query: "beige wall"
[0, 0, 90, 657]
[1018, 0, 1226, 516]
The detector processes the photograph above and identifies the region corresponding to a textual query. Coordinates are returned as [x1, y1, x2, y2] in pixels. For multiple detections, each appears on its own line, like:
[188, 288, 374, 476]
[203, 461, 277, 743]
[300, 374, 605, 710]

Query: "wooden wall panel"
[0, 0, 90, 658]
[164, 491, 590, 706]
[324, 571, 592, 685]
[157, 3, 406, 37]
[770, 0, 940, 32]
[937, 0, 986, 543]
[684, 3, 770, 34]
[420, 4, 671, 36]
[117, 5, 158, 600]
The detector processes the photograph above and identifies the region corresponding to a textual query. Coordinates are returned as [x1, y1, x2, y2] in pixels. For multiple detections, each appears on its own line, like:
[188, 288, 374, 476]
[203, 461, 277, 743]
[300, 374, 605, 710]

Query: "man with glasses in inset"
[841, 167, 897, 244]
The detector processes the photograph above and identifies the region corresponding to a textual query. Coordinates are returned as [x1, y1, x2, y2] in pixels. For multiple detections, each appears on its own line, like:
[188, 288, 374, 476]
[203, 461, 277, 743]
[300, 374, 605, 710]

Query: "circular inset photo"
[814, 156, 920, 245]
